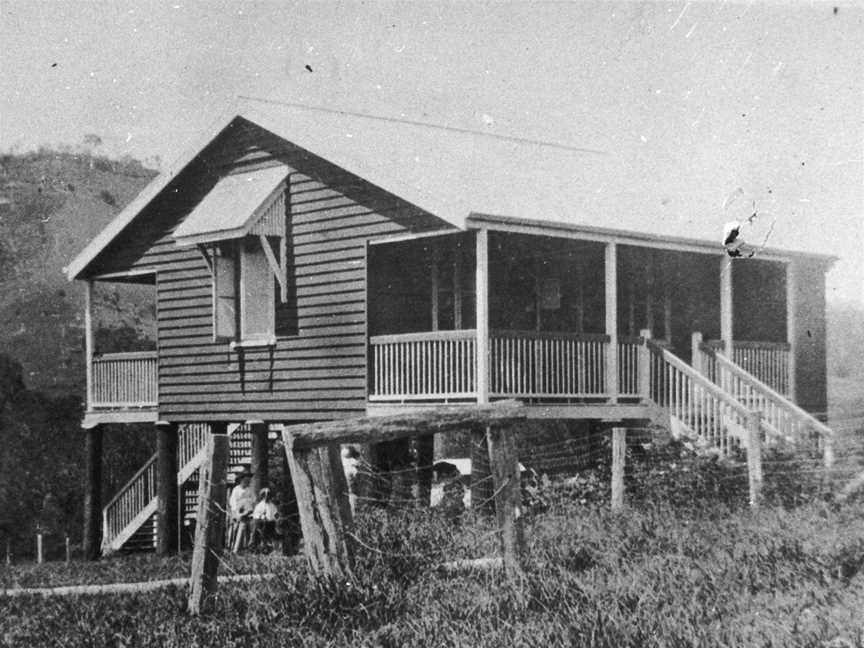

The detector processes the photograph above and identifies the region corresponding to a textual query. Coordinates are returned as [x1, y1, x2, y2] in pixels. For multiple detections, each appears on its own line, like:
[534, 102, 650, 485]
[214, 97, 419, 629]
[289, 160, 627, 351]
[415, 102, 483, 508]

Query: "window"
[212, 237, 285, 346]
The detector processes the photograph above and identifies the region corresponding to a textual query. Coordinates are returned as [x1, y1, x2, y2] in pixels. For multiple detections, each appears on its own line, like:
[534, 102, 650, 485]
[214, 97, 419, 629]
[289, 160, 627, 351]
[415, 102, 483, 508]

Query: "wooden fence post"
[65, 535, 71, 564]
[486, 425, 524, 580]
[5, 540, 10, 566]
[36, 533, 44, 564]
[280, 448, 302, 555]
[822, 434, 835, 470]
[746, 411, 763, 508]
[187, 425, 230, 616]
[611, 427, 626, 511]
[282, 432, 354, 581]
[470, 426, 495, 514]
[415, 434, 435, 507]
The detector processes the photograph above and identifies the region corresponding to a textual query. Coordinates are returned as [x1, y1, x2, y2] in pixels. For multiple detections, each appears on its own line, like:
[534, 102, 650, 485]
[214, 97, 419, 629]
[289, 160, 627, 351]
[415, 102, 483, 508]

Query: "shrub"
[98, 189, 117, 207]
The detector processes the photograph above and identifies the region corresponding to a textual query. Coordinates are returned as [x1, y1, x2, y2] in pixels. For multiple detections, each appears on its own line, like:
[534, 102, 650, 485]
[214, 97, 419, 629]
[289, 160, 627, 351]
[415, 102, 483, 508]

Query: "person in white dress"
[228, 468, 256, 552]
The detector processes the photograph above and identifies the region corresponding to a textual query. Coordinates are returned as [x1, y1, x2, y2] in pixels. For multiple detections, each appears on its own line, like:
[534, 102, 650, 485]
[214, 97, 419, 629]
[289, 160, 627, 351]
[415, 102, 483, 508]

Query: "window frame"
[210, 238, 280, 348]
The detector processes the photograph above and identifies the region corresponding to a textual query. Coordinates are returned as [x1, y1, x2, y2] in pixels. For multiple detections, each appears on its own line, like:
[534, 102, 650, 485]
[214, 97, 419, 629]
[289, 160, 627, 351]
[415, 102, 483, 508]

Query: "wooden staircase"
[694, 340, 834, 461]
[646, 338, 834, 463]
[102, 423, 278, 554]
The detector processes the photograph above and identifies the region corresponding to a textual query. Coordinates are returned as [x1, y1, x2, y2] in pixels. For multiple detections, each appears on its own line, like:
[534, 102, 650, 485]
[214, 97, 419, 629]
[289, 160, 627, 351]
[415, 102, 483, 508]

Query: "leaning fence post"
[470, 425, 495, 514]
[282, 432, 354, 581]
[187, 425, 230, 616]
[486, 424, 524, 580]
[611, 427, 626, 511]
[746, 411, 763, 508]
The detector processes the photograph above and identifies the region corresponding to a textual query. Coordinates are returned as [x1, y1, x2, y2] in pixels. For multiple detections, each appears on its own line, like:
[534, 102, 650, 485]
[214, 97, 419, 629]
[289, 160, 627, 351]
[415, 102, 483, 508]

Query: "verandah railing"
[617, 335, 645, 397]
[696, 338, 790, 397]
[369, 330, 477, 400]
[91, 350, 158, 409]
[732, 341, 791, 397]
[489, 330, 609, 398]
[369, 329, 615, 401]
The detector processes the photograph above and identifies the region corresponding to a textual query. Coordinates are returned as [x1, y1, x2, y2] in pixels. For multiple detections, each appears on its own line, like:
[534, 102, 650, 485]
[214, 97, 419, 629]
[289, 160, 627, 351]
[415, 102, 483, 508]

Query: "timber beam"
[282, 401, 525, 450]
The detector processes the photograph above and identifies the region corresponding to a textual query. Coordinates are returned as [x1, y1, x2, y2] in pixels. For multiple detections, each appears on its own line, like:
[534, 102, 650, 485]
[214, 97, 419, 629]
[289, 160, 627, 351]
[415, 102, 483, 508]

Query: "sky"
[1, 0, 862, 305]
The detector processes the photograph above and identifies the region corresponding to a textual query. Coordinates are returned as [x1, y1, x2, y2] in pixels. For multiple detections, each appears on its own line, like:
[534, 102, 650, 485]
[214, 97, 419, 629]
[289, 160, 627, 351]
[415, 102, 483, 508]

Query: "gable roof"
[65, 98, 836, 280]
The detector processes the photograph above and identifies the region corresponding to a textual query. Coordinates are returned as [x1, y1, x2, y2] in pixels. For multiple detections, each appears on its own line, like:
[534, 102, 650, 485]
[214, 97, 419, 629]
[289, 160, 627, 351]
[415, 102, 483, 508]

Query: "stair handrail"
[102, 422, 244, 551]
[647, 339, 760, 456]
[712, 350, 833, 439]
[103, 453, 158, 521]
[101, 454, 158, 550]
[648, 340, 751, 415]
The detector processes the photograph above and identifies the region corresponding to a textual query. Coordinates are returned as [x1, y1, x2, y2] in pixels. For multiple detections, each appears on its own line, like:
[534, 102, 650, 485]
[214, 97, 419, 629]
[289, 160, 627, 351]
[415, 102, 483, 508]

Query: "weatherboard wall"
[85, 119, 448, 423]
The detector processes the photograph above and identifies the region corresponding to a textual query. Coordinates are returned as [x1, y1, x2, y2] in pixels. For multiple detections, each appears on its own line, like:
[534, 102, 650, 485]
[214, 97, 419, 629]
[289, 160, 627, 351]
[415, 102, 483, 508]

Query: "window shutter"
[240, 239, 275, 341]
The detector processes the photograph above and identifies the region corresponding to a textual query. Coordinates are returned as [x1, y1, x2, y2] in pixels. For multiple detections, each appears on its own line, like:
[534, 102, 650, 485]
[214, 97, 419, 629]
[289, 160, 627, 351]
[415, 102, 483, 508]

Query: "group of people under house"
[227, 468, 280, 553]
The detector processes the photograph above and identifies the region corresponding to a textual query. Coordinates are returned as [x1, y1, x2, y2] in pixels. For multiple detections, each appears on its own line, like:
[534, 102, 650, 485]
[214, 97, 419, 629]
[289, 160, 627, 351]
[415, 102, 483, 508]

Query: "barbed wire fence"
[213, 408, 864, 581]
[4, 408, 862, 601]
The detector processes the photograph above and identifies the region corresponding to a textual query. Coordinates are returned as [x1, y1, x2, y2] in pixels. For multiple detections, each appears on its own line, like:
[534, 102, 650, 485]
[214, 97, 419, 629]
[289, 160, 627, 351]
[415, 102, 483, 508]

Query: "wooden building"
[64, 100, 837, 556]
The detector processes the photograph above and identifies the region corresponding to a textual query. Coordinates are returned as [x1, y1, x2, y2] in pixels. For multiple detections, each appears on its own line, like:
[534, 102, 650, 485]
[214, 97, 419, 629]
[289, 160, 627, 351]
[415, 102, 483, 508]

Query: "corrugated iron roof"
[65, 98, 837, 280]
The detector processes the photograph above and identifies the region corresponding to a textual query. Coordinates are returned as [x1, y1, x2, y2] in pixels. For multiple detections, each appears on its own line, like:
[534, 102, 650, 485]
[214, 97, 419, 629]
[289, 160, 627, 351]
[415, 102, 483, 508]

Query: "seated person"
[251, 487, 278, 550]
[228, 468, 256, 552]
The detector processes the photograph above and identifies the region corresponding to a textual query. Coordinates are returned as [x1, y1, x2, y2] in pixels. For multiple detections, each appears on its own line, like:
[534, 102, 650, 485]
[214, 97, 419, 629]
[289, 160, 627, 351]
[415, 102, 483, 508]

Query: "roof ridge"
[238, 95, 608, 156]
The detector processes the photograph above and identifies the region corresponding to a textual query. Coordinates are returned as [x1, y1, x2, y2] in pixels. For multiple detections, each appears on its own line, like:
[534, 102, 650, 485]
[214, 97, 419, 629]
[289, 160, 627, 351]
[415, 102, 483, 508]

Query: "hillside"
[0, 149, 157, 397]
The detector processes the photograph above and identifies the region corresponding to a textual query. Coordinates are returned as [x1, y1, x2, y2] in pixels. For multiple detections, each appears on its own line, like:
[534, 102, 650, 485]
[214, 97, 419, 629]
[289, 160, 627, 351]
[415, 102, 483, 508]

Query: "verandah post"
[691, 332, 703, 374]
[746, 411, 763, 508]
[638, 328, 651, 399]
[720, 259, 733, 394]
[281, 432, 354, 580]
[611, 427, 626, 511]
[475, 228, 490, 403]
[720, 259, 733, 355]
[156, 421, 179, 556]
[188, 423, 230, 616]
[84, 280, 94, 410]
[605, 242, 619, 401]
[486, 424, 524, 579]
[785, 262, 797, 402]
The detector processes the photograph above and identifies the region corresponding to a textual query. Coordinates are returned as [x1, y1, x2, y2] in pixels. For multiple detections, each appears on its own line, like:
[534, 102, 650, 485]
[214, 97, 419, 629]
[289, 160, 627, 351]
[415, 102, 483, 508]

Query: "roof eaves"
[63, 104, 243, 281]
[467, 212, 840, 264]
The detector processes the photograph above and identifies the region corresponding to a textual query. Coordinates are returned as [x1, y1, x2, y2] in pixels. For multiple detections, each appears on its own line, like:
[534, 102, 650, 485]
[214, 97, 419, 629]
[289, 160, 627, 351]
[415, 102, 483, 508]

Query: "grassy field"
[1, 552, 292, 591]
[3, 444, 864, 648]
